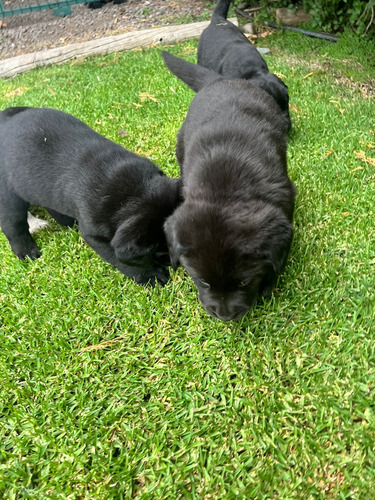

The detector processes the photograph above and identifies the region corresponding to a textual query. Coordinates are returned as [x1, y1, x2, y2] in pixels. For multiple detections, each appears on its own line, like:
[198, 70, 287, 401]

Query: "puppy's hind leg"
[46, 208, 76, 228]
[0, 194, 41, 260]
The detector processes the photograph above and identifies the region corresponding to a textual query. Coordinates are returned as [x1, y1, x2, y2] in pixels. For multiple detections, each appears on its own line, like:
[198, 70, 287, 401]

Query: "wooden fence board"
[0, 19, 237, 78]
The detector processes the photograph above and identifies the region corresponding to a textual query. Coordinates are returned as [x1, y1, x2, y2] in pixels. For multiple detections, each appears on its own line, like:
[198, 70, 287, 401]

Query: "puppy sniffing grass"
[198, 0, 291, 131]
[0, 107, 181, 286]
[162, 52, 296, 321]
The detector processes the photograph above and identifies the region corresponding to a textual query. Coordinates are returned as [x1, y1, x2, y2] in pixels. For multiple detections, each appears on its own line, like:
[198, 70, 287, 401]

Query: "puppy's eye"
[239, 281, 248, 288]
[198, 278, 210, 289]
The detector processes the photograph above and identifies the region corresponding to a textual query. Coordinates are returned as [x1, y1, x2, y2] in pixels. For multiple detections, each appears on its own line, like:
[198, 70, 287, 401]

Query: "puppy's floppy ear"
[252, 221, 293, 297]
[161, 51, 221, 92]
[164, 214, 185, 270]
[267, 221, 293, 276]
[111, 215, 153, 267]
[259, 261, 278, 296]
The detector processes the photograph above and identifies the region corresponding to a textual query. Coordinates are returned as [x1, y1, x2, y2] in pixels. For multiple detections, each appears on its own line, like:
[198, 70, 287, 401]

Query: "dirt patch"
[0, 0, 213, 60]
[334, 75, 375, 98]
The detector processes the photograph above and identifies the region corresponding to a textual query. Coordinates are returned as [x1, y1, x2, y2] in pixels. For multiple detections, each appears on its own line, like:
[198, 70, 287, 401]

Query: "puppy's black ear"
[267, 221, 293, 277]
[164, 214, 184, 270]
[161, 51, 220, 92]
[259, 262, 278, 296]
[257, 226, 292, 296]
[111, 216, 153, 267]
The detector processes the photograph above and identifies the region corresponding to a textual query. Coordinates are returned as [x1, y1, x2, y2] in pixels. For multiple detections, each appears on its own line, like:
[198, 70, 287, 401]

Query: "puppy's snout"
[206, 306, 220, 319]
[205, 302, 248, 322]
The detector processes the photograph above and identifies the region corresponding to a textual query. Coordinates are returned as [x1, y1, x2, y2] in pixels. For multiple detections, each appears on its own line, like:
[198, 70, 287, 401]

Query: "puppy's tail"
[161, 51, 221, 92]
[212, 0, 231, 20]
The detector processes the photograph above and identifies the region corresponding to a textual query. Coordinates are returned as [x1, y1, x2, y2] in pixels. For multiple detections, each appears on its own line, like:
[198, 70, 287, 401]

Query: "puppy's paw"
[134, 266, 170, 287]
[15, 245, 41, 261]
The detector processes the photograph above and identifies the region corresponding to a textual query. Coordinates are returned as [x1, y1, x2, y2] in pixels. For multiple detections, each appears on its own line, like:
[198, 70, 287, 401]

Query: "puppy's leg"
[127, 265, 170, 287]
[46, 208, 76, 227]
[81, 230, 169, 286]
[0, 194, 41, 260]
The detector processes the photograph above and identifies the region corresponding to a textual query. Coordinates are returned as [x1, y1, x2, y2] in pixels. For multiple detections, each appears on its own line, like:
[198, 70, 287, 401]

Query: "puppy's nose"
[206, 304, 247, 322]
[207, 307, 220, 319]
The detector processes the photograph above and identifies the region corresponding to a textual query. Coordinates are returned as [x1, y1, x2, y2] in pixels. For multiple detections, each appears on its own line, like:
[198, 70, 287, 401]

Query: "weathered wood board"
[0, 18, 237, 78]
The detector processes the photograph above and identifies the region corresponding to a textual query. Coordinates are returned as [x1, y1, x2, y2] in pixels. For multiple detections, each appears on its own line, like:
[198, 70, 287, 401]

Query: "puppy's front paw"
[16, 245, 41, 261]
[134, 266, 170, 287]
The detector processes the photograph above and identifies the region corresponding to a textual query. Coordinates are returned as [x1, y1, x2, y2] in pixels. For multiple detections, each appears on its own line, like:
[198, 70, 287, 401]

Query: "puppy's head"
[164, 200, 293, 321]
[111, 176, 182, 273]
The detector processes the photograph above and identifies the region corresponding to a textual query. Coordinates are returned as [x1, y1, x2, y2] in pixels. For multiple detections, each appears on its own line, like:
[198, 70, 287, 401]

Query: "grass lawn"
[0, 29, 374, 498]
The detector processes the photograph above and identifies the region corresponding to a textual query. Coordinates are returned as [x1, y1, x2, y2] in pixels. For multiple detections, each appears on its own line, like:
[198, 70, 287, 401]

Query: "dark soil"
[0, 0, 214, 60]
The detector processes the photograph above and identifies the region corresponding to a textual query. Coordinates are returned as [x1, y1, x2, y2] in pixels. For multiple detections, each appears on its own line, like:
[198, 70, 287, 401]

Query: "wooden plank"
[0, 19, 237, 78]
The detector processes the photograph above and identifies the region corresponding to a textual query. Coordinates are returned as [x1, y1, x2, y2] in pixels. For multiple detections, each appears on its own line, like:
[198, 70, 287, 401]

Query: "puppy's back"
[0, 107, 160, 212]
[177, 79, 294, 218]
[181, 79, 287, 159]
[198, 0, 268, 78]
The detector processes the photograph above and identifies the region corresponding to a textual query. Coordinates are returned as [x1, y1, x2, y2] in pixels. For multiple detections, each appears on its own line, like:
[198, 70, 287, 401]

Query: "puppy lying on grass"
[162, 51, 296, 321]
[198, 0, 291, 131]
[0, 107, 181, 286]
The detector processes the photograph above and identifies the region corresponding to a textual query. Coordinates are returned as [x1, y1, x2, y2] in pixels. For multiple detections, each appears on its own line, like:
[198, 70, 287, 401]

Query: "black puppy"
[0, 107, 181, 286]
[162, 52, 296, 321]
[198, 0, 291, 130]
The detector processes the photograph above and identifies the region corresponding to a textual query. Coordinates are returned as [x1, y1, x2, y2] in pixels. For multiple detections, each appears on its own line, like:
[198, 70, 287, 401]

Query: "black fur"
[0, 107, 182, 286]
[87, 0, 126, 10]
[162, 52, 296, 321]
[197, 0, 291, 130]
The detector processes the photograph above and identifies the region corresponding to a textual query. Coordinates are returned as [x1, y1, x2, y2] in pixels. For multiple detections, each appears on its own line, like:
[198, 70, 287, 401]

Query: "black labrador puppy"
[198, 0, 291, 130]
[0, 107, 181, 286]
[162, 52, 296, 321]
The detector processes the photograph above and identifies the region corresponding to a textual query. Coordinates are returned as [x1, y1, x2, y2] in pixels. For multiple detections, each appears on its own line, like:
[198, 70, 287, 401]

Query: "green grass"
[1, 31, 374, 498]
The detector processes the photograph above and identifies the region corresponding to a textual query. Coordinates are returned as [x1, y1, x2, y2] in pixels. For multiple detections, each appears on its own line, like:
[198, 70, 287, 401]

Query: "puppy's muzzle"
[203, 301, 249, 322]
